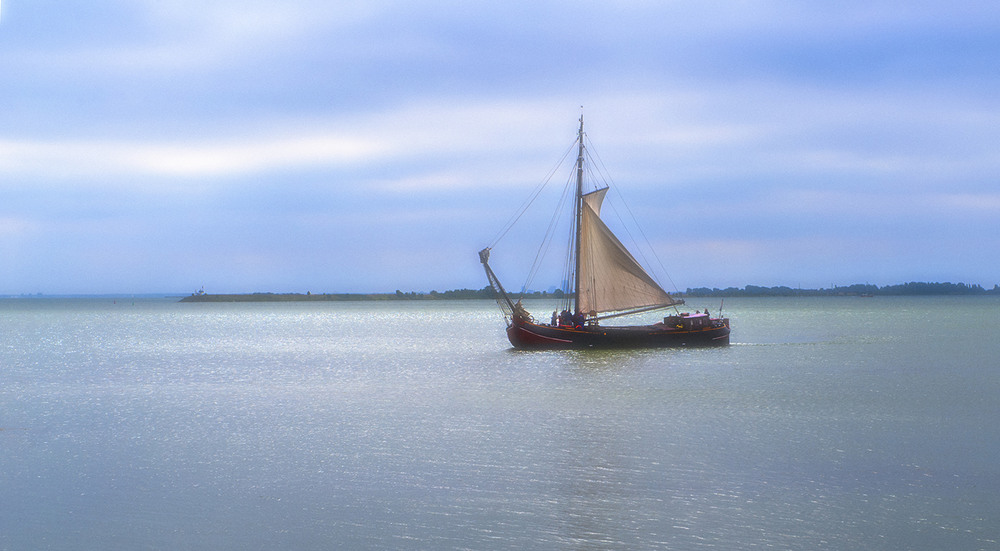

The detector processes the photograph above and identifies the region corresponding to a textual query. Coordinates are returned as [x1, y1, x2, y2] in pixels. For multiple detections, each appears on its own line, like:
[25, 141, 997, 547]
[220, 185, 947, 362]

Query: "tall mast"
[573, 114, 585, 316]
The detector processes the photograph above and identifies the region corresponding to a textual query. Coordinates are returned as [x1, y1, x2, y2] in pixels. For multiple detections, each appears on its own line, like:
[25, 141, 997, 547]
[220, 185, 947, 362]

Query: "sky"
[1, 1, 999, 295]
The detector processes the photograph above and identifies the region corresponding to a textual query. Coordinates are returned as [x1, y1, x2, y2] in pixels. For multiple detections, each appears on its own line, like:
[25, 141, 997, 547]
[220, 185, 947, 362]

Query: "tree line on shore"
[181, 282, 1000, 302]
[180, 287, 514, 302]
[683, 282, 1000, 297]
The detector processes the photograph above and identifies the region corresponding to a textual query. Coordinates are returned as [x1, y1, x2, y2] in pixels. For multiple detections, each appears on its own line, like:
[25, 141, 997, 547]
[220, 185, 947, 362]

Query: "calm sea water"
[2, 296, 999, 550]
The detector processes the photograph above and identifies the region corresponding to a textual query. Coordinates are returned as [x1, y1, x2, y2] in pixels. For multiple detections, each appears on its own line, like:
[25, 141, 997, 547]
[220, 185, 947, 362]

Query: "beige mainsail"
[577, 188, 679, 316]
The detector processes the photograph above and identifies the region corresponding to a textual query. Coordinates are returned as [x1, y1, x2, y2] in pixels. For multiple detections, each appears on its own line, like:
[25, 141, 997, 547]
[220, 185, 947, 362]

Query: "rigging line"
[548, 142, 580, 311]
[523, 165, 576, 294]
[561, 223, 574, 310]
[608, 182, 681, 295]
[584, 141, 654, 272]
[582, 136, 611, 191]
[488, 140, 577, 249]
[589, 140, 681, 295]
[554, 184, 576, 312]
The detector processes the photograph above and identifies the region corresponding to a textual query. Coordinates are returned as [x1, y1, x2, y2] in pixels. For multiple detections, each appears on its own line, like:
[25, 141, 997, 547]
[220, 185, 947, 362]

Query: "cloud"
[3, 1, 1000, 293]
[7, 1, 367, 73]
[0, 97, 577, 184]
[0, 216, 36, 237]
[0, 136, 369, 181]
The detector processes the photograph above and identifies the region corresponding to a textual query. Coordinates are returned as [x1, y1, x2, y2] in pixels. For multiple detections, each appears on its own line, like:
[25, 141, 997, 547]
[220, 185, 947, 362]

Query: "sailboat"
[478, 116, 731, 349]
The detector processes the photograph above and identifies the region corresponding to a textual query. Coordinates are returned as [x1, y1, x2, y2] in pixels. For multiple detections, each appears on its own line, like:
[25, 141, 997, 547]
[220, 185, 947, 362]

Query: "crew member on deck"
[560, 310, 572, 327]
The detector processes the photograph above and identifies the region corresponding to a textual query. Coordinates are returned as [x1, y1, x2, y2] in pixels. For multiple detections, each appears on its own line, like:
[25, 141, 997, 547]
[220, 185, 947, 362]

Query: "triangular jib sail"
[577, 188, 681, 316]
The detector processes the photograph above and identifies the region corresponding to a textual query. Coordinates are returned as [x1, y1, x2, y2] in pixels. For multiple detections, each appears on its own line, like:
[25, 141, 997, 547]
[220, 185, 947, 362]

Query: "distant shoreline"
[684, 281, 1000, 297]
[178, 281, 1000, 302]
[178, 289, 499, 302]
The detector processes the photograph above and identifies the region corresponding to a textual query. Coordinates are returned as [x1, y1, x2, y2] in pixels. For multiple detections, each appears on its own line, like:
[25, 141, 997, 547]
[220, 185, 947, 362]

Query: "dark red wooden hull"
[506, 318, 730, 349]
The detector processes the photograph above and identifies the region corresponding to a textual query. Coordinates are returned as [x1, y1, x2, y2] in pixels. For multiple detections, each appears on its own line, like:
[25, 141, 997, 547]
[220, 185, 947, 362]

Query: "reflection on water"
[1, 297, 999, 549]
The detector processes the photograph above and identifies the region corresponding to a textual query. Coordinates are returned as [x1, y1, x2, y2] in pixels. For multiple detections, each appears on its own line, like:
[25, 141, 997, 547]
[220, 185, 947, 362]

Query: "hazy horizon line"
[4, 279, 998, 299]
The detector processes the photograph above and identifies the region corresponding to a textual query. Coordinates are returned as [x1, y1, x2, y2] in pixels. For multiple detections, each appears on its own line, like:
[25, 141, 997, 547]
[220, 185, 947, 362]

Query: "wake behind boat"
[479, 116, 730, 349]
